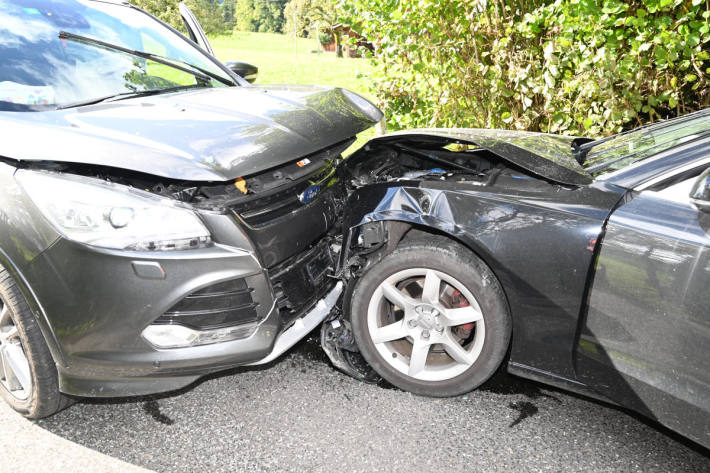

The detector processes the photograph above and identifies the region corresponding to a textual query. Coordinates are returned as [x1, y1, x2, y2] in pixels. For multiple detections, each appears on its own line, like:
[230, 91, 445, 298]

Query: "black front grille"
[155, 279, 259, 330]
[268, 239, 335, 325]
[232, 165, 335, 228]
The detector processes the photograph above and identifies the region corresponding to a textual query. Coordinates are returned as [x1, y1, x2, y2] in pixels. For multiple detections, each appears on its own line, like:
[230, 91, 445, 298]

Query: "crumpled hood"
[371, 128, 593, 185]
[0, 85, 378, 181]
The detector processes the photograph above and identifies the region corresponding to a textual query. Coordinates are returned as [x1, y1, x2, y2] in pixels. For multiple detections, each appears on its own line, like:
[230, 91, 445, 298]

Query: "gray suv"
[0, 0, 381, 417]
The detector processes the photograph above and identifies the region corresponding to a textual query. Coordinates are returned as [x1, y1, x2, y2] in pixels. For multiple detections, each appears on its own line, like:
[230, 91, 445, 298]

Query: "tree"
[130, 0, 184, 31]
[185, 0, 228, 35]
[234, 0, 288, 33]
[221, 0, 238, 31]
[235, 0, 257, 31]
[131, 0, 241, 35]
[311, 2, 342, 57]
[283, 0, 334, 38]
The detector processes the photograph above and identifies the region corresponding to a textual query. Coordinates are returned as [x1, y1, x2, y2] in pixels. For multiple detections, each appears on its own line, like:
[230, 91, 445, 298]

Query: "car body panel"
[339, 176, 625, 379]
[577, 184, 710, 448]
[0, 163, 59, 269]
[0, 162, 67, 365]
[0, 85, 377, 181]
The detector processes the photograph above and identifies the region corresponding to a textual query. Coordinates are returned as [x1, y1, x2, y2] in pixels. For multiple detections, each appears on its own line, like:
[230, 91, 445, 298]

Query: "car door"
[576, 166, 710, 448]
[179, 2, 215, 56]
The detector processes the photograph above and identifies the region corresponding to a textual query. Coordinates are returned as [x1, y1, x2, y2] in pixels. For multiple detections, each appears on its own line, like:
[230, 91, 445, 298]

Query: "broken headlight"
[16, 170, 211, 251]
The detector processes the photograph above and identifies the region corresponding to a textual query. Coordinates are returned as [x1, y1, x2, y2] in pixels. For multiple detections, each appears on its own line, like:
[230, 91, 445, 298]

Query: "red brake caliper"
[450, 289, 474, 335]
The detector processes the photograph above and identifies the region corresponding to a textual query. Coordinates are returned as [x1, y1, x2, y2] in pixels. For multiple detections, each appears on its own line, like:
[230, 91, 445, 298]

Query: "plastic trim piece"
[247, 281, 342, 365]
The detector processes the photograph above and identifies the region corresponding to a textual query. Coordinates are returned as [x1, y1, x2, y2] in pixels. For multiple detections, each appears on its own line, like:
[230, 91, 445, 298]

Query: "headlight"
[341, 89, 384, 122]
[16, 170, 211, 251]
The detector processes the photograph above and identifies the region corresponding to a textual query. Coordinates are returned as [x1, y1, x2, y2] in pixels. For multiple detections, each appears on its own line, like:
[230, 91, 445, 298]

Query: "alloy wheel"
[366, 268, 486, 382]
[0, 298, 32, 400]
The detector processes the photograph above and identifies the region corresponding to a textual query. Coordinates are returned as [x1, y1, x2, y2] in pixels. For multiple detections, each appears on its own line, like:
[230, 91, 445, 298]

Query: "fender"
[0, 247, 66, 366]
[0, 162, 66, 366]
[338, 181, 618, 380]
[338, 183, 500, 272]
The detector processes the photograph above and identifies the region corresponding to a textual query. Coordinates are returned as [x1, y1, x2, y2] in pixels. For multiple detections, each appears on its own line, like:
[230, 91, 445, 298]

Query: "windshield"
[0, 0, 234, 111]
[582, 109, 710, 176]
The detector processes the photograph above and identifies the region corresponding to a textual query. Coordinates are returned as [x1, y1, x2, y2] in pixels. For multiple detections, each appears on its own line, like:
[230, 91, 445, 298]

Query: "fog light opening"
[141, 322, 257, 349]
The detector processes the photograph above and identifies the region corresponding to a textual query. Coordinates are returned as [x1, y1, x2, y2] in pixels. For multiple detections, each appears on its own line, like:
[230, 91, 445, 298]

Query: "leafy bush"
[344, 0, 710, 136]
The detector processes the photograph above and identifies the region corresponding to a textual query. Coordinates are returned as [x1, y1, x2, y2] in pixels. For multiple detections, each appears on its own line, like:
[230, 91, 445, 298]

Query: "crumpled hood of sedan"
[0, 85, 377, 181]
[372, 128, 593, 185]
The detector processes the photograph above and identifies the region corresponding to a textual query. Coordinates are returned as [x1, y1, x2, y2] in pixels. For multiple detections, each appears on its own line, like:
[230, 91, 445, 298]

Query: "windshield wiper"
[56, 84, 205, 110]
[58, 31, 233, 86]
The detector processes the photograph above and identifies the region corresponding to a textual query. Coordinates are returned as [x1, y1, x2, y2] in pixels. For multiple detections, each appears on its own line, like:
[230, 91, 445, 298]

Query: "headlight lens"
[341, 89, 384, 122]
[16, 170, 211, 251]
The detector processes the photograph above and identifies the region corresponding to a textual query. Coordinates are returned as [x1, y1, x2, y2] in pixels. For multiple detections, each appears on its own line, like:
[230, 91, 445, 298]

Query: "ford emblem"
[298, 184, 322, 204]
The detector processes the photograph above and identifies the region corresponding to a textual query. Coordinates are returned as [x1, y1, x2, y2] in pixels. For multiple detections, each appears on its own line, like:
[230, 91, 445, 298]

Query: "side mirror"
[225, 61, 258, 83]
[690, 168, 710, 212]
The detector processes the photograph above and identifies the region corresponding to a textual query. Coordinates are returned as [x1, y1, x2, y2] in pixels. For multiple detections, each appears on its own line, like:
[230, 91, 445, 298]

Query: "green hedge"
[344, 0, 710, 136]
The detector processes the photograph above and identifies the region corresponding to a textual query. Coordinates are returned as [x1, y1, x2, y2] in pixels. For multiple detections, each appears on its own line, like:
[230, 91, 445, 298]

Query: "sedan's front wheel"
[350, 237, 511, 396]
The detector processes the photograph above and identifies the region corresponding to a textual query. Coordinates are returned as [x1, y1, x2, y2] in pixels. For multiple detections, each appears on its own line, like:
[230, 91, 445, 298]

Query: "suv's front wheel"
[350, 237, 511, 396]
[0, 267, 69, 418]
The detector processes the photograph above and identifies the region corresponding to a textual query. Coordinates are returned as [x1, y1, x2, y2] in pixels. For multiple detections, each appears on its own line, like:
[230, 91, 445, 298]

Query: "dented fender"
[338, 179, 625, 379]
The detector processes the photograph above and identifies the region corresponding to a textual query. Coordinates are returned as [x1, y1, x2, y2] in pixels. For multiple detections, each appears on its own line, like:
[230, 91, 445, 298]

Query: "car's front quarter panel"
[0, 162, 60, 269]
[0, 161, 69, 364]
[343, 180, 624, 379]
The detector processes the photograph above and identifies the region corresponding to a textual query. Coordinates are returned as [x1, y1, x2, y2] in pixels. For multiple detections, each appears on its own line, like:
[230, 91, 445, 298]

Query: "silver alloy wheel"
[366, 268, 486, 382]
[0, 299, 32, 400]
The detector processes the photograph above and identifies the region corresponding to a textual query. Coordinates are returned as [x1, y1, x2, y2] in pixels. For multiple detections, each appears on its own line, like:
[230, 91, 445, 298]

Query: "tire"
[0, 267, 70, 418]
[350, 236, 511, 397]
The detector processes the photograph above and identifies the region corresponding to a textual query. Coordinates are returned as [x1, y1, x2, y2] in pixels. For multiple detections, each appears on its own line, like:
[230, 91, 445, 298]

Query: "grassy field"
[209, 31, 378, 152]
[209, 32, 374, 98]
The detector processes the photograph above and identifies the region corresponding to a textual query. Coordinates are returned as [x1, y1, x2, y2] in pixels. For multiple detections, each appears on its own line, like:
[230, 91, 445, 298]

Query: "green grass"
[209, 32, 374, 97]
[210, 31, 379, 153]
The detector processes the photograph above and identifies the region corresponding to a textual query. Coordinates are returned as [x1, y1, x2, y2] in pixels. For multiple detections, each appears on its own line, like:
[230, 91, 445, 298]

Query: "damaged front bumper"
[249, 282, 342, 366]
[22, 210, 342, 398]
[320, 309, 381, 383]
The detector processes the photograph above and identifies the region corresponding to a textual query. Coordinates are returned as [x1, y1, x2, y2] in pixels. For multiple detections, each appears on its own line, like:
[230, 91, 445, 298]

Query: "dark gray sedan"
[322, 110, 710, 450]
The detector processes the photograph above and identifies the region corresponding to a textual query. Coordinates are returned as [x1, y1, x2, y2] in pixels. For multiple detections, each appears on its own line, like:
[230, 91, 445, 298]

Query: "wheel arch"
[0, 248, 66, 367]
[342, 214, 517, 351]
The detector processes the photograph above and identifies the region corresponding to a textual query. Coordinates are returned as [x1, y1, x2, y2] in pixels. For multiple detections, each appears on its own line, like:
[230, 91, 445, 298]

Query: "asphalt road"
[37, 334, 710, 473]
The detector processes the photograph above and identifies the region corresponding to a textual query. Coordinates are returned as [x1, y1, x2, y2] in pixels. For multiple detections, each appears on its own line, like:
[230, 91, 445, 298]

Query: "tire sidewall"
[0, 268, 66, 418]
[0, 282, 39, 414]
